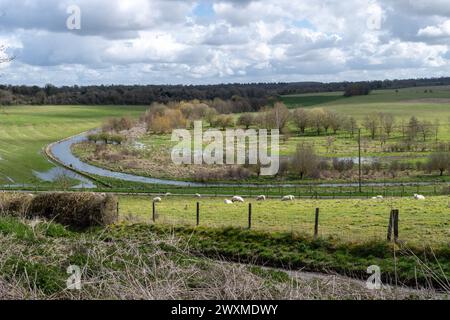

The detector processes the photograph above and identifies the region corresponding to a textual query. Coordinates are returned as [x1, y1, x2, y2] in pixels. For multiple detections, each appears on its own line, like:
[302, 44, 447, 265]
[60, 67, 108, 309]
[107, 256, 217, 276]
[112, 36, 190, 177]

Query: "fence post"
[387, 209, 399, 242]
[393, 209, 399, 242]
[152, 201, 156, 223]
[248, 203, 252, 229]
[196, 202, 200, 226]
[314, 208, 319, 240]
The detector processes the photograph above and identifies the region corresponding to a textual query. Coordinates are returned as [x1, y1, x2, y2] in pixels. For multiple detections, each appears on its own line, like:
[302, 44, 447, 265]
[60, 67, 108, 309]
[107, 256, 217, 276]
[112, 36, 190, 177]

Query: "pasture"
[118, 195, 450, 246]
[0, 105, 147, 185]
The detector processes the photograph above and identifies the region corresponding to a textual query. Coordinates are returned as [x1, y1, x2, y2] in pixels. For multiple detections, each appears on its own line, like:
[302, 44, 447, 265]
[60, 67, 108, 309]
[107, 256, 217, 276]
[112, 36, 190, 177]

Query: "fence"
[43, 182, 449, 198]
[121, 196, 450, 246]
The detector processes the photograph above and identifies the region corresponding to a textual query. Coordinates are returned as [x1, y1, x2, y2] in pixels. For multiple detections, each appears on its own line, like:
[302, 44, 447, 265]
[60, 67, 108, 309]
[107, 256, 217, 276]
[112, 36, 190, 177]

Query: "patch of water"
[32, 167, 96, 189]
[133, 141, 146, 150]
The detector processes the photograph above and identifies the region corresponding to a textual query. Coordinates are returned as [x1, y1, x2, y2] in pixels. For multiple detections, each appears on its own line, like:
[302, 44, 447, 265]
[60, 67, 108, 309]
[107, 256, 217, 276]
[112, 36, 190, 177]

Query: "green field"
[0, 105, 147, 185]
[118, 195, 450, 246]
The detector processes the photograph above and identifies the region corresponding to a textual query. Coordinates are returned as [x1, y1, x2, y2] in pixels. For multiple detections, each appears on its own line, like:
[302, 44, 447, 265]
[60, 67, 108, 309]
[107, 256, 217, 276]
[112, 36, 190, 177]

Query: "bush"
[332, 158, 354, 172]
[28, 193, 118, 229]
[0, 192, 118, 229]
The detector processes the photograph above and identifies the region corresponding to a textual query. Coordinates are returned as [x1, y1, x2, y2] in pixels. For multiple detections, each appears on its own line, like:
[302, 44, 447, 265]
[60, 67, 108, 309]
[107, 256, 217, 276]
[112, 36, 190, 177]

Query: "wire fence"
[119, 196, 450, 247]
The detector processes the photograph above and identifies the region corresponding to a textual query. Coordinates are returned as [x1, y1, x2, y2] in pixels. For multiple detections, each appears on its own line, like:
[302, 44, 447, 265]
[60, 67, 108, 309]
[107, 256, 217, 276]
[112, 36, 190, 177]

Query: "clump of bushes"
[87, 132, 125, 145]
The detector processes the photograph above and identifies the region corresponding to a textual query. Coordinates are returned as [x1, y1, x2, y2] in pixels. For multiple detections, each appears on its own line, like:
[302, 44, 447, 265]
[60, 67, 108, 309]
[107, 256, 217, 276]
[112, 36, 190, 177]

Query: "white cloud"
[0, 0, 449, 85]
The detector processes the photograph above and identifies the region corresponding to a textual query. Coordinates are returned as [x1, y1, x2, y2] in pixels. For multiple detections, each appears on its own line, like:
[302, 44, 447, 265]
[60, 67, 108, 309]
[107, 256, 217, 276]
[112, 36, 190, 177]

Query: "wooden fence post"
[314, 208, 319, 240]
[393, 209, 399, 242]
[387, 209, 399, 242]
[248, 203, 252, 229]
[196, 202, 200, 226]
[152, 201, 156, 223]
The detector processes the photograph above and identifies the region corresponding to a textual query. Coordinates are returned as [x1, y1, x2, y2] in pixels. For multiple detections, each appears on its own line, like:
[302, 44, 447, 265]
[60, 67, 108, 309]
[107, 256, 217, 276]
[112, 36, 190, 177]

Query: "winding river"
[48, 133, 448, 189]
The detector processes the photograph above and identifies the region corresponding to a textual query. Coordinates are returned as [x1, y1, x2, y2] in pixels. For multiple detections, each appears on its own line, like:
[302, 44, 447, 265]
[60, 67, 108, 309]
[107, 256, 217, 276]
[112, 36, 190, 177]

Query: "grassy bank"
[1, 216, 442, 299]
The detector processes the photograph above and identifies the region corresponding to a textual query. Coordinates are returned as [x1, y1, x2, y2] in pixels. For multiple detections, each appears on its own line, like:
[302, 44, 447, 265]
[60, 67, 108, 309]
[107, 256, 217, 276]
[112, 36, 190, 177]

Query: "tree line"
[2, 76, 450, 107]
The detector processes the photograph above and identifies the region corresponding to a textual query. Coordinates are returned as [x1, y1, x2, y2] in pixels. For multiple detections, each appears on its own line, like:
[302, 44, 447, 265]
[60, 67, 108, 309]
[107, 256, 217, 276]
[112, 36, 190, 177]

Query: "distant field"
[119, 195, 450, 246]
[0, 105, 147, 185]
[281, 85, 450, 108]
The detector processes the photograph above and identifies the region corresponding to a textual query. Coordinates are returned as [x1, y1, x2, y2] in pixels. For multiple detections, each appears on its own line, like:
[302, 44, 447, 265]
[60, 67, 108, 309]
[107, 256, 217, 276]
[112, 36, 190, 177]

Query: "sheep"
[195, 193, 202, 198]
[414, 194, 426, 200]
[372, 195, 384, 200]
[232, 196, 245, 203]
[256, 195, 266, 201]
[164, 192, 172, 197]
[282, 195, 295, 201]
[153, 197, 162, 203]
[224, 199, 233, 205]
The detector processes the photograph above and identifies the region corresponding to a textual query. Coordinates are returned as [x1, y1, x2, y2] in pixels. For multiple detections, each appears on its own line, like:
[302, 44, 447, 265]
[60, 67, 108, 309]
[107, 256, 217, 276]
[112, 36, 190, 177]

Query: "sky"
[0, 0, 450, 86]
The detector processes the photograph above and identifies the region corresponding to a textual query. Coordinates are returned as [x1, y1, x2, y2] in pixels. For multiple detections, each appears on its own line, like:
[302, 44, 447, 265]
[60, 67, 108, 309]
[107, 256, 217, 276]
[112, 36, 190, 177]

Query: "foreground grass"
[1, 216, 443, 299]
[119, 196, 450, 246]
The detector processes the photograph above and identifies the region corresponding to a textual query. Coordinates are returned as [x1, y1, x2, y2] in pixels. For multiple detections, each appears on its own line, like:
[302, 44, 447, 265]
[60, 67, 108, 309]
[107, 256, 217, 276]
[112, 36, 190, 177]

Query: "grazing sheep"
[224, 199, 233, 205]
[232, 196, 245, 203]
[414, 194, 426, 200]
[153, 197, 162, 203]
[164, 192, 172, 197]
[195, 193, 202, 198]
[372, 195, 384, 200]
[282, 195, 295, 201]
[256, 195, 266, 201]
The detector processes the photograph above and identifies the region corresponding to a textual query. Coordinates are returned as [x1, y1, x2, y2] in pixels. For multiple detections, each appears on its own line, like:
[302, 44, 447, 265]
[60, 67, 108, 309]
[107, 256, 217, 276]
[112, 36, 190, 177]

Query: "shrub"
[332, 158, 354, 173]
[427, 152, 450, 176]
[28, 193, 118, 229]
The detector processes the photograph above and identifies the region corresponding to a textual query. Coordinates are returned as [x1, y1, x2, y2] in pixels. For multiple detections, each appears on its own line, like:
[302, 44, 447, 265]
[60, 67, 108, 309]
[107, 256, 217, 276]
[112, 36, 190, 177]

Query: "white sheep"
[282, 195, 295, 201]
[164, 192, 172, 197]
[232, 196, 245, 203]
[224, 199, 233, 204]
[256, 195, 266, 201]
[195, 193, 202, 198]
[153, 197, 162, 203]
[372, 195, 384, 200]
[414, 194, 426, 200]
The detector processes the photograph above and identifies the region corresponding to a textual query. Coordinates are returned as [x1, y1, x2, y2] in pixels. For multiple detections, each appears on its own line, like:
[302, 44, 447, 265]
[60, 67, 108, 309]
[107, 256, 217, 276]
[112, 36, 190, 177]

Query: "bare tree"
[364, 113, 380, 139]
[407, 116, 419, 140]
[271, 102, 290, 130]
[0, 45, 13, 112]
[0, 45, 13, 64]
[380, 113, 395, 137]
[417, 120, 433, 142]
[237, 113, 255, 129]
[344, 116, 358, 137]
[290, 144, 319, 179]
[328, 111, 343, 134]
[291, 108, 310, 134]
[427, 152, 450, 176]
[309, 108, 326, 136]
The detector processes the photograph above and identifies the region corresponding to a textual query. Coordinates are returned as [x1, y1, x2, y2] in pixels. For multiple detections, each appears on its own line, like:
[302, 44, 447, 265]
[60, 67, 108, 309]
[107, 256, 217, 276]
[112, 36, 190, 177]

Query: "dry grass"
[0, 192, 118, 229]
[0, 217, 446, 300]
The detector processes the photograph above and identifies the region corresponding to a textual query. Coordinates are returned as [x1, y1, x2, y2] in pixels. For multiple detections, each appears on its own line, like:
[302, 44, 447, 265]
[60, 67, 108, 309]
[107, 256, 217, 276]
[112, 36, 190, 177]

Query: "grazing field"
[0, 105, 147, 185]
[118, 195, 450, 246]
